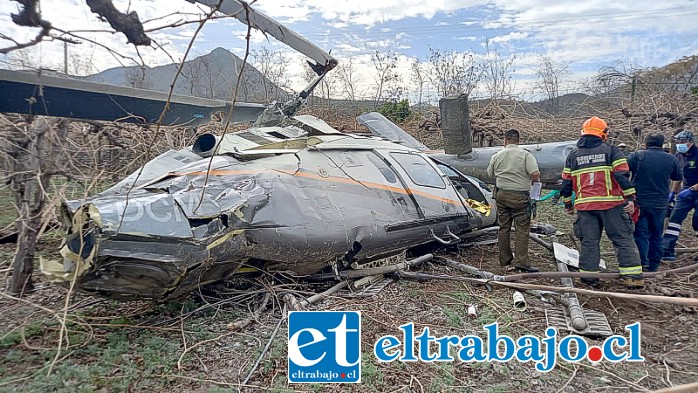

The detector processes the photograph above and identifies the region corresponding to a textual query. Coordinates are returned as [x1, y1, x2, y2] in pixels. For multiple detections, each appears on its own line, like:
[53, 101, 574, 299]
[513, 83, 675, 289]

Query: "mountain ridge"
[83, 47, 288, 103]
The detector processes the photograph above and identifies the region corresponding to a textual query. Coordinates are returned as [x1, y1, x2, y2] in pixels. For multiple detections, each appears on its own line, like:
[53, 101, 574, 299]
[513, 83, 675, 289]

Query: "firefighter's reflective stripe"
[619, 265, 642, 276]
[570, 165, 631, 209]
[665, 222, 681, 237]
[560, 142, 633, 211]
[574, 195, 625, 206]
[579, 269, 598, 273]
[572, 166, 612, 202]
[570, 166, 612, 175]
[611, 158, 629, 170]
[561, 167, 573, 204]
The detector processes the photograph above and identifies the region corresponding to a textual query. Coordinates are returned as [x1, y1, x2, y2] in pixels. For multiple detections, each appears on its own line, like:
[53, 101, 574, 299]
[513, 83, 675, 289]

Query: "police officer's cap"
[674, 130, 694, 142]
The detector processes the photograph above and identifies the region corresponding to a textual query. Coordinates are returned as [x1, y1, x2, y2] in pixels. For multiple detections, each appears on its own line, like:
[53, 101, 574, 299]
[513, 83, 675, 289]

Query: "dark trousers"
[633, 206, 667, 272]
[574, 205, 642, 278]
[496, 191, 531, 266]
[662, 192, 698, 257]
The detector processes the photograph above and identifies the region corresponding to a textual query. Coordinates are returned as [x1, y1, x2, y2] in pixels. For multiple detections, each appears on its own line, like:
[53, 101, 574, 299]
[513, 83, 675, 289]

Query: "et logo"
[288, 311, 361, 383]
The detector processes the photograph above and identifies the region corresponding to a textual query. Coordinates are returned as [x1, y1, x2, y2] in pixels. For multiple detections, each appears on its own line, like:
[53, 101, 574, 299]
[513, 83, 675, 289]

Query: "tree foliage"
[377, 99, 411, 123]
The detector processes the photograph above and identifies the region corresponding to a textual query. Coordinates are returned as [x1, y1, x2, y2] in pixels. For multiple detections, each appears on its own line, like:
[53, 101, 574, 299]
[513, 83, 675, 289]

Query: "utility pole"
[63, 41, 68, 75]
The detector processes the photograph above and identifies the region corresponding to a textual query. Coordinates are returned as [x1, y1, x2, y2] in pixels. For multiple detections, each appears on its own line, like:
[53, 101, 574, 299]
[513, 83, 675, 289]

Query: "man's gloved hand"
[678, 188, 694, 200]
[669, 191, 677, 202]
[564, 202, 574, 215]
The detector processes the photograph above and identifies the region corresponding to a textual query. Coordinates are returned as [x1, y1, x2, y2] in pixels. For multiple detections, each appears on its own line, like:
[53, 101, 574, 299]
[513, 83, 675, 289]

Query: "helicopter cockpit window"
[366, 154, 397, 183]
[390, 152, 445, 189]
[435, 163, 459, 178]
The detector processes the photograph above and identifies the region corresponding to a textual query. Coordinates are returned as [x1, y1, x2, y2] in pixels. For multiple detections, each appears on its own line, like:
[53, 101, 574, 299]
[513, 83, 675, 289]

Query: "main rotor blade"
[0, 69, 266, 126]
[190, 0, 337, 70]
[357, 112, 428, 151]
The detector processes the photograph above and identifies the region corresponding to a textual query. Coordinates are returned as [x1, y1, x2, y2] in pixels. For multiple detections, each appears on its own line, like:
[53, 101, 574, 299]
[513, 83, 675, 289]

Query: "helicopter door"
[385, 151, 469, 219]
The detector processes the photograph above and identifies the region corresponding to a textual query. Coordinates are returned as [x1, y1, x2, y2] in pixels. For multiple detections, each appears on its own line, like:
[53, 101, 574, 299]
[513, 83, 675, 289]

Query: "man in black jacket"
[628, 134, 682, 272]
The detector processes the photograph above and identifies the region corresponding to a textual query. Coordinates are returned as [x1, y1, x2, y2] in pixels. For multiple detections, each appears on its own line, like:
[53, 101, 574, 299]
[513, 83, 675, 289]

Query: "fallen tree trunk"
[435, 257, 698, 281]
[5, 117, 70, 295]
[397, 271, 698, 307]
[602, 247, 697, 256]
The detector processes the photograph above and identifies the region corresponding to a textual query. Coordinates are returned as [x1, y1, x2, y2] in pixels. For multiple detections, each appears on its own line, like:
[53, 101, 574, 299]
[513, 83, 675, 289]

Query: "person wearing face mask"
[661, 130, 698, 261]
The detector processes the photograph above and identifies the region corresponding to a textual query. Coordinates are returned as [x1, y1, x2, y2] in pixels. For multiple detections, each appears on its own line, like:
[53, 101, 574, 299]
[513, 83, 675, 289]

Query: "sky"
[1, 0, 697, 102]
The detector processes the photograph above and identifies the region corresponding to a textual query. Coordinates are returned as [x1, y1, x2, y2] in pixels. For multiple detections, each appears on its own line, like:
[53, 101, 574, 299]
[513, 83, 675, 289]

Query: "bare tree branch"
[0, 25, 50, 54]
[0, 0, 52, 54]
[10, 0, 50, 28]
[85, 0, 151, 46]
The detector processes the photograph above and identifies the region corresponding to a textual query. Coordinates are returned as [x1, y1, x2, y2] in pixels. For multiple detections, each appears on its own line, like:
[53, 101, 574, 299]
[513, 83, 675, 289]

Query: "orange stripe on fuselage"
[173, 168, 462, 206]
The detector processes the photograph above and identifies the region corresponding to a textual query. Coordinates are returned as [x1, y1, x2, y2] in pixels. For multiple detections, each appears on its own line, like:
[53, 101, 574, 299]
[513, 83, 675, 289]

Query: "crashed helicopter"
[1, 0, 500, 301]
[39, 112, 498, 300]
[0, 0, 572, 301]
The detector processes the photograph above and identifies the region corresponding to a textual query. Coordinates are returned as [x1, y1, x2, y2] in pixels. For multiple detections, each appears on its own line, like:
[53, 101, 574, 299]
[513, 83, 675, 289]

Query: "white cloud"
[232, 27, 269, 44]
[328, 21, 348, 29]
[253, 0, 489, 26]
[335, 43, 364, 53]
[488, 31, 528, 44]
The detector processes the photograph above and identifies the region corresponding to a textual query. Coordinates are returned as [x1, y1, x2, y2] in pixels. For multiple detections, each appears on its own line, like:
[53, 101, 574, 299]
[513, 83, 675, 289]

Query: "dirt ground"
[1, 202, 697, 393]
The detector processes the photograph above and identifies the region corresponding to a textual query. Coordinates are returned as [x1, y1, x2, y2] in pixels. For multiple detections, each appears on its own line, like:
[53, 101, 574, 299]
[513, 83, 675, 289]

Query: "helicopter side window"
[390, 152, 445, 189]
[435, 163, 459, 178]
[366, 153, 397, 183]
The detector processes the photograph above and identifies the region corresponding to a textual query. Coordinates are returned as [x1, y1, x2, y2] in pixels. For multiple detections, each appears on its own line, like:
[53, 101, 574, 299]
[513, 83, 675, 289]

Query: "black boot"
[580, 278, 600, 288]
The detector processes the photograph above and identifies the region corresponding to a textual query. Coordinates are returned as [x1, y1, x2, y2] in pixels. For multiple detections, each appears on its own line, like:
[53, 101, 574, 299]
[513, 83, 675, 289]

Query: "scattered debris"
[512, 291, 526, 311]
[467, 304, 478, 318]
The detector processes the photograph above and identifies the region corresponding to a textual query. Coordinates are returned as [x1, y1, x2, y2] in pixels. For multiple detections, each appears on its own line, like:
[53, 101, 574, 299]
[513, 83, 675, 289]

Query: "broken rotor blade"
[190, 0, 337, 71]
[0, 69, 266, 127]
[357, 112, 428, 151]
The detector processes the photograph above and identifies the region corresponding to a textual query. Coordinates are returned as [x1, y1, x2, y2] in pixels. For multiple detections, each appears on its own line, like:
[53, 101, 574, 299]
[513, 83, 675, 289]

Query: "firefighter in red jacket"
[560, 116, 644, 288]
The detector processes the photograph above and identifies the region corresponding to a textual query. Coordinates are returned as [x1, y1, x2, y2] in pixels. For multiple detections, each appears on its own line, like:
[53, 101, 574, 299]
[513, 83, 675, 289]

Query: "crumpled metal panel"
[292, 115, 342, 135]
[90, 192, 193, 238]
[109, 148, 206, 194]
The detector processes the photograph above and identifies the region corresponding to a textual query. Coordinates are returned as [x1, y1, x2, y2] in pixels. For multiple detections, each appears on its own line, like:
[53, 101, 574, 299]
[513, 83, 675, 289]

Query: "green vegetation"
[441, 306, 463, 328]
[361, 353, 385, 391]
[0, 327, 182, 392]
[428, 363, 455, 392]
[376, 99, 411, 123]
[0, 320, 45, 349]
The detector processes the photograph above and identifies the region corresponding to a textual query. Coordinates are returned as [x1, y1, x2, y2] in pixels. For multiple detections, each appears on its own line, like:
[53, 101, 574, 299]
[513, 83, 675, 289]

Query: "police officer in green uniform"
[487, 129, 541, 272]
